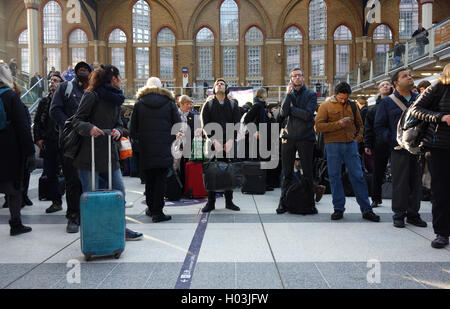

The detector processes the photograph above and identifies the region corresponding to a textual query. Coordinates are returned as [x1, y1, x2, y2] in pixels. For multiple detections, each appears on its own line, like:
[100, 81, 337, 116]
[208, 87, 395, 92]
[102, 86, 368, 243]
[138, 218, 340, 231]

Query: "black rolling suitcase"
[241, 161, 266, 195]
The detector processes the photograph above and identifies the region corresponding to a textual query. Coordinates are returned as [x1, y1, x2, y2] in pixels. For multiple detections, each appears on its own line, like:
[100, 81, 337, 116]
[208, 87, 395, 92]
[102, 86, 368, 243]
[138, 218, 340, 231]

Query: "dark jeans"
[144, 168, 168, 216]
[42, 140, 63, 204]
[426, 148, 450, 237]
[62, 156, 82, 219]
[391, 149, 422, 220]
[371, 143, 390, 203]
[281, 140, 314, 200]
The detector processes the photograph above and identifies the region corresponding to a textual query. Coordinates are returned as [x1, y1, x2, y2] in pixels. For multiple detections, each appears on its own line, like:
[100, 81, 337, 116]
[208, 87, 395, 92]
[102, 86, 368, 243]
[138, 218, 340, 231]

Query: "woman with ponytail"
[72, 65, 143, 241]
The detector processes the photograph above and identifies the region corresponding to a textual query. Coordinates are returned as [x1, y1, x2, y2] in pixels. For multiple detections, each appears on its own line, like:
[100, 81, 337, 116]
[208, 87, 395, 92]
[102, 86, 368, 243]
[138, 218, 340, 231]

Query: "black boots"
[202, 191, 240, 213]
[202, 202, 216, 213]
[431, 235, 449, 249]
[9, 219, 32, 236]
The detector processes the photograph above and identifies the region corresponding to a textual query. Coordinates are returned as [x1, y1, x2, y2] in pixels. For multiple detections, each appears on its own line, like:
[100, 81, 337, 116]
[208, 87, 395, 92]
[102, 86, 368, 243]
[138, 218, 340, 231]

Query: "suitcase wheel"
[114, 253, 121, 259]
[85, 255, 93, 262]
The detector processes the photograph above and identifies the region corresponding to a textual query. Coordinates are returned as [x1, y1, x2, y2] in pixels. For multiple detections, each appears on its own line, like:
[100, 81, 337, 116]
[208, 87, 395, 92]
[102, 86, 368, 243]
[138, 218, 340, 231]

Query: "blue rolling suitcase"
[80, 134, 125, 261]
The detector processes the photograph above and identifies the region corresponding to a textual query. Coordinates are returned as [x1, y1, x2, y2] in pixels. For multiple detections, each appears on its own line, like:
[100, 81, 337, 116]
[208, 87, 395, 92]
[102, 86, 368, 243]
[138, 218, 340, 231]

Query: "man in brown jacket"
[315, 82, 380, 222]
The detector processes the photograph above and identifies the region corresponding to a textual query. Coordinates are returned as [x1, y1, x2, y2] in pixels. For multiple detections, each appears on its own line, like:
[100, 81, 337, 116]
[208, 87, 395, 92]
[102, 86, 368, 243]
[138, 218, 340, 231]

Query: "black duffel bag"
[202, 160, 243, 192]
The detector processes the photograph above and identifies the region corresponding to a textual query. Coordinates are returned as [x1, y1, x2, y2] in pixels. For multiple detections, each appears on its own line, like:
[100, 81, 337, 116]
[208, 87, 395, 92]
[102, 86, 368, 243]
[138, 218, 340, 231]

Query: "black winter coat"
[280, 85, 317, 142]
[0, 85, 35, 184]
[411, 81, 450, 150]
[201, 96, 242, 142]
[50, 77, 85, 131]
[129, 86, 181, 169]
[33, 94, 59, 142]
[72, 90, 123, 172]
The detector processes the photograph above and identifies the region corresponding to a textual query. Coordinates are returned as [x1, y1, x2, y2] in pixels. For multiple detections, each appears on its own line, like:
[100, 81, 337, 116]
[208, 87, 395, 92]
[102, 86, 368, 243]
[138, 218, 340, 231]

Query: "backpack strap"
[389, 94, 408, 112]
[349, 100, 360, 136]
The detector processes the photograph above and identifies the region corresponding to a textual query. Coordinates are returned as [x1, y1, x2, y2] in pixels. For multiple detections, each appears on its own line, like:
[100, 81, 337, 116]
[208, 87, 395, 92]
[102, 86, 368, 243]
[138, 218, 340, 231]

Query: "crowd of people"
[0, 59, 448, 250]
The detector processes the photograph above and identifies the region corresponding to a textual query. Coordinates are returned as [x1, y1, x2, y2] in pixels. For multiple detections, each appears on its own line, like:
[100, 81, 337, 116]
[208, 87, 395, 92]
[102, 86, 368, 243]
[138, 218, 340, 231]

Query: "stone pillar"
[24, 0, 41, 75]
[0, 0, 6, 61]
[420, 0, 434, 29]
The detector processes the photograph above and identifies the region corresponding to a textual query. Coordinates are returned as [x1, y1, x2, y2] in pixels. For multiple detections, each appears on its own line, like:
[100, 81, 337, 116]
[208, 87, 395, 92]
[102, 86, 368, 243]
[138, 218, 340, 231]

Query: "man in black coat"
[277, 68, 321, 214]
[200, 78, 242, 213]
[50, 61, 92, 233]
[0, 63, 35, 236]
[34, 73, 64, 214]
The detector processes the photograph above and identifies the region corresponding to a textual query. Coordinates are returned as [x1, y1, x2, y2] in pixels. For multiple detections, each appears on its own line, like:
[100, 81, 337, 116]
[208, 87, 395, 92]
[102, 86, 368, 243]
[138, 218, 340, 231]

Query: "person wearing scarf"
[72, 65, 143, 241]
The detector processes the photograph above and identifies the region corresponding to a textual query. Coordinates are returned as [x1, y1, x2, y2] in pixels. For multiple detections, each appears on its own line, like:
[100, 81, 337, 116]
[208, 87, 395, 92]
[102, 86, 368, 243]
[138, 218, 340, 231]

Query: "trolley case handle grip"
[91, 129, 113, 192]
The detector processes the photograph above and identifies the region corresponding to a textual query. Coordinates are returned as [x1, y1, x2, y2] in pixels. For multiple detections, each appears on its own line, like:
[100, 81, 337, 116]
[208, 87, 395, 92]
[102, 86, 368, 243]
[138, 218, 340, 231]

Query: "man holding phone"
[277, 68, 323, 214]
[315, 82, 380, 222]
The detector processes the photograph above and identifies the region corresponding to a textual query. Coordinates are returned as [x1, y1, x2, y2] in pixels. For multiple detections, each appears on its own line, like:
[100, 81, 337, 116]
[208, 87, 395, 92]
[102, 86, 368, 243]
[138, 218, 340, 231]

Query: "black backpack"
[284, 177, 317, 215]
[165, 168, 183, 201]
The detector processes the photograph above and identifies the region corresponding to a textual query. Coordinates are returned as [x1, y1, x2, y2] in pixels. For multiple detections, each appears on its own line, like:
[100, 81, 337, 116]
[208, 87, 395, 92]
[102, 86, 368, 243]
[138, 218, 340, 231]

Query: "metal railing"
[337, 17, 450, 92]
[20, 77, 45, 105]
[125, 83, 334, 106]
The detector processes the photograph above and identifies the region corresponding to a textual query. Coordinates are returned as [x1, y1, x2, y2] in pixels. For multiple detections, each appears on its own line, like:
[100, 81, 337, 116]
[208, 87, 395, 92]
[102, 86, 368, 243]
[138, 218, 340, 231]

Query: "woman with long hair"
[411, 64, 450, 249]
[72, 65, 143, 241]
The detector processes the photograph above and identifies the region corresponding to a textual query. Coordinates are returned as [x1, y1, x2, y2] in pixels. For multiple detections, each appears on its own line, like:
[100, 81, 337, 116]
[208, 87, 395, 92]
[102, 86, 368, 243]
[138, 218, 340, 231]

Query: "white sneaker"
[125, 201, 134, 208]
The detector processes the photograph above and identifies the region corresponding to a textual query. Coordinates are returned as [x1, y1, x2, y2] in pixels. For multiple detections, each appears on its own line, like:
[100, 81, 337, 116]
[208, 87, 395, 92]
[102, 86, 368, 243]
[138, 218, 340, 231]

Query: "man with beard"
[50, 62, 92, 233]
[277, 68, 325, 215]
[34, 73, 64, 214]
[200, 78, 241, 213]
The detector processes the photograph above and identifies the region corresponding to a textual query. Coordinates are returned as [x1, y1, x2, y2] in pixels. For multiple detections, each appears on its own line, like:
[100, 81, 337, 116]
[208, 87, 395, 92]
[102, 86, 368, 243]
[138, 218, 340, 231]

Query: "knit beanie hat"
[0, 62, 14, 89]
[146, 77, 162, 88]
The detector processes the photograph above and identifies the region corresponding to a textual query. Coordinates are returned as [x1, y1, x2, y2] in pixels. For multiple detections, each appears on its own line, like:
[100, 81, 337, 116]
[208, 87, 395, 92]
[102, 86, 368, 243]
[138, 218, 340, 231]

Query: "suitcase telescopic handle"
[91, 129, 113, 192]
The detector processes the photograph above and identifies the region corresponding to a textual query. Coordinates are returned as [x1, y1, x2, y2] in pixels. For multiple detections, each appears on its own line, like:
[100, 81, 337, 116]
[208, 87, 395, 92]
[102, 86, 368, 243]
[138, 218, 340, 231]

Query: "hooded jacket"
[129, 86, 181, 169]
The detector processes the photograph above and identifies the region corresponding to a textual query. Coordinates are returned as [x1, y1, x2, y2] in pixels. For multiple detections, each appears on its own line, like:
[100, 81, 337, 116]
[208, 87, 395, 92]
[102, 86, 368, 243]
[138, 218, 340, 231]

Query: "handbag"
[202, 160, 243, 192]
[119, 137, 133, 160]
[60, 115, 81, 159]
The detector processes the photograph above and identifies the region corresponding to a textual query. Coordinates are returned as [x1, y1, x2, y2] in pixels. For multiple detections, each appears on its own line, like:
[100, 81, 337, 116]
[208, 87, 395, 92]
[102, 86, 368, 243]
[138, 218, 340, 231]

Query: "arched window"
[309, 0, 327, 89]
[245, 27, 263, 86]
[69, 29, 88, 68]
[220, 0, 238, 86]
[399, 0, 419, 39]
[109, 29, 127, 81]
[373, 24, 392, 40]
[18, 30, 29, 74]
[373, 24, 393, 74]
[196, 28, 214, 85]
[220, 0, 239, 43]
[133, 0, 151, 43]
[309, 0, 327, 41]
[43, 1, 62, 72]
[284, 26, 303, 80]
[133, 0, 150, 90]
[157, 28, 175, 86]
[334, 26, 352, 77]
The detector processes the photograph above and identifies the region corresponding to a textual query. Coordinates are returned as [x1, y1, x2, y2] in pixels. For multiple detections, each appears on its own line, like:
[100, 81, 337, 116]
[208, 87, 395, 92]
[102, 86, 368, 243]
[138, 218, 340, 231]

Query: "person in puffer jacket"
[411, 64, 450, 249]
[130, 77, 181, 223]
